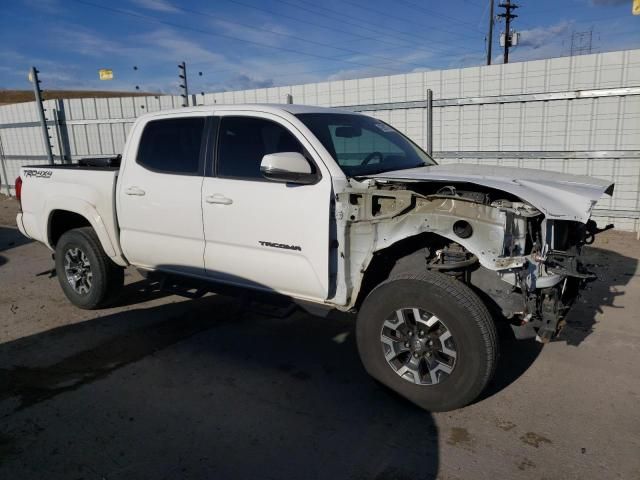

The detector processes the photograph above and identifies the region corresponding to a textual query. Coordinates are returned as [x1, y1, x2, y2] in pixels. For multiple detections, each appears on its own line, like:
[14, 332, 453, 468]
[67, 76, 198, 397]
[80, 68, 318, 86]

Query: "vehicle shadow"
[0, 293, 439, 479]
[2, 240, 633, 477]
[479, 241, 638, 401]
[558, 244, 637, 346]
[110, 278, 172, 307]
[0, 226, 32, 254]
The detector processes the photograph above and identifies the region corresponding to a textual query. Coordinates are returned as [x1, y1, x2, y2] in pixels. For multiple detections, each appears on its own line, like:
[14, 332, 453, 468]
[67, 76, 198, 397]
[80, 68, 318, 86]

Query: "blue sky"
[1, 0, 639, 93]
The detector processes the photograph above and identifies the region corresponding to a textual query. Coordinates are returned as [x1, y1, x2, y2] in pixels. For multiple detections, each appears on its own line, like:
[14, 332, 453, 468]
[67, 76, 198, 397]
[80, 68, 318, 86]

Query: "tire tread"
[55, 227, 124, 309]
[360, 270, 498, 410]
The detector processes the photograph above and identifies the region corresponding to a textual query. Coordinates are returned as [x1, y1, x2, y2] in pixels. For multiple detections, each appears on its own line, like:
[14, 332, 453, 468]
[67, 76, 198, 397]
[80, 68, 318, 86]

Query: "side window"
[137, 117, 205, 174]
[217, 116, 305, 180]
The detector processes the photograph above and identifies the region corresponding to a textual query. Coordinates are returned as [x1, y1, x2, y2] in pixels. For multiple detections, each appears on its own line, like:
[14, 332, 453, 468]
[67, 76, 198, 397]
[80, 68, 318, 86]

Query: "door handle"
[205, 194, 233, 205]
[124, 186, 146, 196]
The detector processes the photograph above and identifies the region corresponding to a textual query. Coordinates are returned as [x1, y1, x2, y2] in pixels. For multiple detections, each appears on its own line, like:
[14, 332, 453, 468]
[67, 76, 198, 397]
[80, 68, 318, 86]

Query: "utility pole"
[28, 67, 54, 163]
[178, 61, 189, 107]
[497, 0, 518, 64]
[486, 0, 495, 65]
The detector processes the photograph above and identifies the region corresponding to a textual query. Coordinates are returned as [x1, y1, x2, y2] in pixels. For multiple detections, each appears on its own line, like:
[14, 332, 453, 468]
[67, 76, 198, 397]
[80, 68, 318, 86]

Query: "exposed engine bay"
[333, 178, 614, 343]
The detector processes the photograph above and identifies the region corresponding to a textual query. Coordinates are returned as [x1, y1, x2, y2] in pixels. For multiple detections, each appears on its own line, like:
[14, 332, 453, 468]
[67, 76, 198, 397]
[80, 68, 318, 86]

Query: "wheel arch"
[44, 200, 127, 266]
[48, 210, 91, 247]
[353, 232, 450, 310]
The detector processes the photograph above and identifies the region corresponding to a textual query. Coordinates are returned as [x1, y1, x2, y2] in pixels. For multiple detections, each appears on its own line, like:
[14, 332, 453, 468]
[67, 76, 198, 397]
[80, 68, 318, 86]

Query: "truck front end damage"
[333, 167, 614, 343]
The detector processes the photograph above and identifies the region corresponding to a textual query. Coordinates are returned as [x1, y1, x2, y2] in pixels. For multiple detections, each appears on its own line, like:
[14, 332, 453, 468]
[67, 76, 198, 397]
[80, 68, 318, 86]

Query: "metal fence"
[1, 48, 639, 230]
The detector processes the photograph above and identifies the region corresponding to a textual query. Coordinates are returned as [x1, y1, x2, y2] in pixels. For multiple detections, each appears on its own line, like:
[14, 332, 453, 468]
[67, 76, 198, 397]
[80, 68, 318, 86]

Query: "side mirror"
[260, 152, 317, 185]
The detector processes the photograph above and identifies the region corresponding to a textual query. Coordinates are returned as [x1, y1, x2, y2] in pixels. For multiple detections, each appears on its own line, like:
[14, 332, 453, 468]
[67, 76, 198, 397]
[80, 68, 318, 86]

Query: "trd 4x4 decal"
[23, 169, 53, 179]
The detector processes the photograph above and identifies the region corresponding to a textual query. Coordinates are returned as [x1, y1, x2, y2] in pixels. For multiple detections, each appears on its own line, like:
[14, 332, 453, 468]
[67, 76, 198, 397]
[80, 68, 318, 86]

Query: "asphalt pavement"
[1, 195, 639, 479]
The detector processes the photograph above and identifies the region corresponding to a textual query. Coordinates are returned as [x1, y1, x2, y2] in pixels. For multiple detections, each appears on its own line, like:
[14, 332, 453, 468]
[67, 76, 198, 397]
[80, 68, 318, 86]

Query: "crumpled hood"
[366, 163, 614, 223]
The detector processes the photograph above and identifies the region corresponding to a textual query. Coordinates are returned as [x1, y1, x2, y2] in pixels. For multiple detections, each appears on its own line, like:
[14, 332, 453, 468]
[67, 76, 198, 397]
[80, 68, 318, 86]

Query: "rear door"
[117, 114, 209, 274]
[201, 112, 332, 301]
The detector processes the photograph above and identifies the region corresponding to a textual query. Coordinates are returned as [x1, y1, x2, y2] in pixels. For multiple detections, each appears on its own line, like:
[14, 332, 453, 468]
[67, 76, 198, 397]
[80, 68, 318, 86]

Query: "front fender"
[333, 191, 528, 310]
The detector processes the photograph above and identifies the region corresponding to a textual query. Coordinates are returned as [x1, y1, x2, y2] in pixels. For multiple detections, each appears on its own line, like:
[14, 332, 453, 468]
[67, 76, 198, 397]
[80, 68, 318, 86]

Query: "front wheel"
[356, 271, 498, 411]
[55, 227, 124, 309]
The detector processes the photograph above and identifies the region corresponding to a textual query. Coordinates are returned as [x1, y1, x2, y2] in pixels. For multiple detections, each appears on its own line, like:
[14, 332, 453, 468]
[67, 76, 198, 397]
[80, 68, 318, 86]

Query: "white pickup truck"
[15, 104, 614, 411]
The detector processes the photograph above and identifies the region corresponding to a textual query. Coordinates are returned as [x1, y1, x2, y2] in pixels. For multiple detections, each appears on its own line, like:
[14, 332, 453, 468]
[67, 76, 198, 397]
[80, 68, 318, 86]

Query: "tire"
[55, 227, 124, 309]
[356, 270, 498, 412]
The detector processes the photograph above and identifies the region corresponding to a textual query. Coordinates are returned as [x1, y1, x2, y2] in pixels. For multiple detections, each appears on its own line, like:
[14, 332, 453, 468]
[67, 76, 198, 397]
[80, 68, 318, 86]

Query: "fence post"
[29, 67, 54, 163]
[425, 88, 433, 157]
[0, 132, 10, 196]
[178, 62, 189, 107]
[53, 103, 71, 164]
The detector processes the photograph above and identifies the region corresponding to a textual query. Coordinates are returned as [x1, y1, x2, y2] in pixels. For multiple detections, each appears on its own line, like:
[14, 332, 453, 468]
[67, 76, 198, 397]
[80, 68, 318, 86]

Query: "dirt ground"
[1, 194, 639, 479]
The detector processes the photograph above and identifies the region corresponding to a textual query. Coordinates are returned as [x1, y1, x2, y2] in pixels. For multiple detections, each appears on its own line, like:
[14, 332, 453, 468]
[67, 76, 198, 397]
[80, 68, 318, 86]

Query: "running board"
[147, 270, 298, 318]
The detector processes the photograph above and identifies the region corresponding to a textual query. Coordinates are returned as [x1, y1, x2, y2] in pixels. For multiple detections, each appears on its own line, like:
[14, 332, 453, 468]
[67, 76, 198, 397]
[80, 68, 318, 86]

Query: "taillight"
[15, 176, 22, 208]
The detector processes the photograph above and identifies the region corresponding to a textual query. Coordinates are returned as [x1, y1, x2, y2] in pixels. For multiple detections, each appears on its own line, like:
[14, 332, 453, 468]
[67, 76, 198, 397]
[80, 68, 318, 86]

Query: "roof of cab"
[141, 103, 359, 119]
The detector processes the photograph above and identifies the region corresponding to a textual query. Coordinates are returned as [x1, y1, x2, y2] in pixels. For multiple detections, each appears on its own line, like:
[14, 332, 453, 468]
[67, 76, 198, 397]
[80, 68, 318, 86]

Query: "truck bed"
[17, 163, 121, 258]
[24, 155, 122, 170]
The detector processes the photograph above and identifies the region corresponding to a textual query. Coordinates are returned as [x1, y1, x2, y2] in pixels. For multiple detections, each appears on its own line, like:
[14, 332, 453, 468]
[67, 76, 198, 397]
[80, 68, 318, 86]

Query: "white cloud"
[484, 21, 576, 63]
[209, 18, 293, 48]
[21, 0, 59, 14]
[517, 21, 574, 50]
[327, 67, 390, 82]
[50, 26, 229, 67]
[326, 48, 438, 81]
[450, 51, 486, 68]
[133, 29, 226, 64]
[216, 74, 274, 91]
[130, 0, 178, 13]
[51, 29, 126, 58]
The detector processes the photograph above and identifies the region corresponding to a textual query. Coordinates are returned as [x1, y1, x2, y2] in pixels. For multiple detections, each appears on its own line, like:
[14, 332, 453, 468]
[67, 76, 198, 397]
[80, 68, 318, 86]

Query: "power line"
[224, 0, 482, 54]
[172, 4, 449, 71]
[291, 0, 485, 45]
[270, 0, 430, 45]
[341, 0, 483, 41]
[154, 0, 485, 78]
[71, 0, 422, 76]
[394, 0, 481, 29]
[462, 0, 486, 7]
[71, 0, 485, 92]
[283, 0, 481, 40]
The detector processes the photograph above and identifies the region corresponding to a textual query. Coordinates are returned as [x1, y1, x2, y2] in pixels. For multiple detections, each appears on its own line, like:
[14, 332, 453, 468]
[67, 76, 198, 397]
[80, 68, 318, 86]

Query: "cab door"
[117, 114, 208, 274]
[201, 112, 332, 301]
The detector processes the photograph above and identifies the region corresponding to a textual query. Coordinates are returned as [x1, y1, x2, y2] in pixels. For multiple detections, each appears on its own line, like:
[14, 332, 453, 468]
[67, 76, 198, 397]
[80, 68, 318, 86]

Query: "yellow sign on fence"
[98, 69, 113, 80]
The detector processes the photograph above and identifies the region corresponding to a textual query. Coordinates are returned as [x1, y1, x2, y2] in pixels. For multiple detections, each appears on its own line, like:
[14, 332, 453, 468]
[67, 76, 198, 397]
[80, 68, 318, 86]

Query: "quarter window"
[217, 116, 305, 180]
[137, 117, 205, 174]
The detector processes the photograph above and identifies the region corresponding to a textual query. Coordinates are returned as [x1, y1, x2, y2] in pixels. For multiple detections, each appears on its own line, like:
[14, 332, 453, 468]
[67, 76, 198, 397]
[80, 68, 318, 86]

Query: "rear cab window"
[137, 117, 206, 175]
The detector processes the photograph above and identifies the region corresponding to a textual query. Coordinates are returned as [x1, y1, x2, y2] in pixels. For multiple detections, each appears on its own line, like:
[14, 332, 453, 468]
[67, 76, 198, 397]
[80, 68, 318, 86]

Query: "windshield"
[296, 113, 436, 176]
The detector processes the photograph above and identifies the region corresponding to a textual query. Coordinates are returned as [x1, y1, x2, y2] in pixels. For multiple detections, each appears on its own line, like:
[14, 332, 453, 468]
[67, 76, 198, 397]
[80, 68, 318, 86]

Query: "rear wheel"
[356, 270, 498, 411]
[55, 227, 124, 309]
